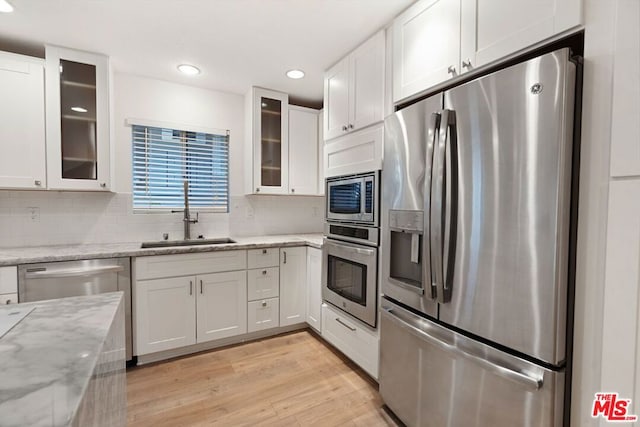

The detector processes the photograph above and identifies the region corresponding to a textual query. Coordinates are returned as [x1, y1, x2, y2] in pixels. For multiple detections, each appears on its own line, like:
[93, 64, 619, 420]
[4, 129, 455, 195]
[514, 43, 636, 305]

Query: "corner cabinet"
[0, 51, 46, 190]
[45, 45, 111, 191]
[289, 106, 320, 195]
[324, 30, 385, 141]
[246, 87, 289, 195]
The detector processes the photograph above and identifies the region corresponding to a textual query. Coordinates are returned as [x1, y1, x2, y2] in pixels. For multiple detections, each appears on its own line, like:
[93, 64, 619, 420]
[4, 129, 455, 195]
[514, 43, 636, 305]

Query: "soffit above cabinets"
[0, 0, 414, 105]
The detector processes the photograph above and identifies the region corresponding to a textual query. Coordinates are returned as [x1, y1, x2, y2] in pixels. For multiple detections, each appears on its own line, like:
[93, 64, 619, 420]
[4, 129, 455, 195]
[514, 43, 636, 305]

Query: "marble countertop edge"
[0, 233, 324, 266]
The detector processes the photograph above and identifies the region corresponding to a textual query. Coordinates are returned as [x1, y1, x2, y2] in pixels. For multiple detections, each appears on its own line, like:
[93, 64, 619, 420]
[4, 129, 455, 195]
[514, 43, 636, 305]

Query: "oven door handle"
[324, 239, 375, 256]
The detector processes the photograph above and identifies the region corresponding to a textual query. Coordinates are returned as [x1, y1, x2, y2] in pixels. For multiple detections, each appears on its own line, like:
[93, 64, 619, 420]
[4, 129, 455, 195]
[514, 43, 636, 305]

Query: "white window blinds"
[132, 124, 229, 212]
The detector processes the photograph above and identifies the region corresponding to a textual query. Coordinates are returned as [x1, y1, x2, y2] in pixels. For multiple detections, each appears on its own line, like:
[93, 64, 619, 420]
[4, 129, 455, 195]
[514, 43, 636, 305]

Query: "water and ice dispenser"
[388, 210, 424, 288]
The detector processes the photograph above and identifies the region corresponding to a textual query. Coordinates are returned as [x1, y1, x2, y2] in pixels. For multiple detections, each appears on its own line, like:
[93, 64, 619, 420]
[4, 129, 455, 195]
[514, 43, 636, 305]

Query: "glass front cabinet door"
[45, 45, 111, 191]
[249, 87, 289, 194]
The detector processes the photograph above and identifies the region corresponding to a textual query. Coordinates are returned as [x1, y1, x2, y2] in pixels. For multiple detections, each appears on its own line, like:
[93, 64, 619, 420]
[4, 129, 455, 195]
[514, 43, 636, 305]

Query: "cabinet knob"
[291, 188, 295, 193]
[262, 270, 267, 275]
[262, 249, 267, 254]
[348, 124, 354, 129]
[256, 188, 260, 193]
[5, 298, 13, 305]
[262, 301, 267, 307]
[342, 125, 348, 131]
[34, 180, 42, 186]
[447, 65, 457, 75]
[462, 59, 472, 69]
[100, 182, 107, 188]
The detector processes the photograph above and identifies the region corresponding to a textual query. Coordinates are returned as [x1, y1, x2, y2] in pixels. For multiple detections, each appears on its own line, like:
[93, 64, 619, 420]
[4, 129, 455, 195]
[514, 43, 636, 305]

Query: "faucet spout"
[181, 180, 198, 240]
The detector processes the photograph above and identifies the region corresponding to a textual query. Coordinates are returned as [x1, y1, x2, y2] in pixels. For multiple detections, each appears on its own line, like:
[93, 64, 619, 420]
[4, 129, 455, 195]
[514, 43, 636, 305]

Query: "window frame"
[128, 118, 230, 214]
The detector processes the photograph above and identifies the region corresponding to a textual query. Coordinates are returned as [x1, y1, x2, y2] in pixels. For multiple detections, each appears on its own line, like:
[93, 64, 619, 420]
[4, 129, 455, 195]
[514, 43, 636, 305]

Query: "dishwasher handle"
[24, 265, 125, 279]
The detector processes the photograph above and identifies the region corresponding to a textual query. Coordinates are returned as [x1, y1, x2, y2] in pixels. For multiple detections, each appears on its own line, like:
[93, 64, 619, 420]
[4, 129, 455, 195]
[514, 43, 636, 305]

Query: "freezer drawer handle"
[335, 318, 357, 332]
[24, 265, 124, 279]
[382, 307, 543, 390]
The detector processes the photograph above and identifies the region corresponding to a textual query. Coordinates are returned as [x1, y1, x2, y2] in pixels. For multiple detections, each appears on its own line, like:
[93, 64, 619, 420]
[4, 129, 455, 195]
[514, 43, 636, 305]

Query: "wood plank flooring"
[126, 330, 395, 426]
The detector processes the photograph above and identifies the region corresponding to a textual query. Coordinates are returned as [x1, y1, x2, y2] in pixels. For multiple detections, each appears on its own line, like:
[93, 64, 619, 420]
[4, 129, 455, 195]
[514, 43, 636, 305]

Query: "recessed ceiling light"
[286, 69, 305, 79]
[0, 0, 14, 13]
[71, 106, 88, 113]
[177, 64, 200, 76]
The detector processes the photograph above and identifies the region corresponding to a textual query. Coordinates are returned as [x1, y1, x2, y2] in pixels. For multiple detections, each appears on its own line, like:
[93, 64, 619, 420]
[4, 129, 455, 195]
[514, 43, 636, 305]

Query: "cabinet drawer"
[0, 293, 18, 305]
[324, 123, 383, 178]
[247, 248, 279, 269]
[248, 297, 280, 333]
[321, 303, 379, 379]
[247, 267, 279, 301]
[135, 250, 247, 280]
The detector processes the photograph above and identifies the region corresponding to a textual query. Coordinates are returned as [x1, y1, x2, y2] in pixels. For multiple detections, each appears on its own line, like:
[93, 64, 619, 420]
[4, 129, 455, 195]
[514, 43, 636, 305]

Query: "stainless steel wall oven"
[323, 171, 380, 328]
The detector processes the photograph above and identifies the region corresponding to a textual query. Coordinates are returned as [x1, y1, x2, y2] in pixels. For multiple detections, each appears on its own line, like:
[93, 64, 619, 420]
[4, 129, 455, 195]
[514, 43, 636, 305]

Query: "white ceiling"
[0, 0, 415, 106]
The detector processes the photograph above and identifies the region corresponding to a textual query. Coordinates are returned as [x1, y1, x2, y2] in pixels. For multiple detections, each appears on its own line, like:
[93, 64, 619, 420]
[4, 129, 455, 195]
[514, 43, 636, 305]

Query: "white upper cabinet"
[393, 0, 582, 103]
[461, 0, 582, 70]
[393, 0, 462, 103]
[0, 51, 46, 190]
[289, 106, 320, 195]
[324, 30, 385, 141]
[246, 87, 289, 195]
[45, 45, 111, 191]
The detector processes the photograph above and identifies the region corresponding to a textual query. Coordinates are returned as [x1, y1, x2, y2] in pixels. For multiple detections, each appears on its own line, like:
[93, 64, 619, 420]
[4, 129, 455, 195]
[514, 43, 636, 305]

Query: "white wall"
[0, 73, 323, 248]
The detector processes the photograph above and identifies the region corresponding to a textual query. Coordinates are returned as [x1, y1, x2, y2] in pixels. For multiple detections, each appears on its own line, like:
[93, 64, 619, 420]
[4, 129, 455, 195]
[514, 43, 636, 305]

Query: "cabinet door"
[306, 247, 322, 332]
[289, 106, 319, 195]
[393, 0, 461, 103]
[318, 110, 325, 196]
[196, 271, 247, 343]
[460, 0, 582, 70]
[45, 45, 111, 191]
[135, 276, 196, 355]
[324, 123, 383, 178]
[323, 57, 350, 140]
[0, 52, 46, 190]
[280, 247, 307, 327]
[349, 30, 385, 133]
[252, 87, 289, 194]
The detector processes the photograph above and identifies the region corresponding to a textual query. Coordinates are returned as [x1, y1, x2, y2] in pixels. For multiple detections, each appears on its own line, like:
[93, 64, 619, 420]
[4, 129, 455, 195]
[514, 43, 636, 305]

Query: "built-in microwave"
[326, 171, 379, 226]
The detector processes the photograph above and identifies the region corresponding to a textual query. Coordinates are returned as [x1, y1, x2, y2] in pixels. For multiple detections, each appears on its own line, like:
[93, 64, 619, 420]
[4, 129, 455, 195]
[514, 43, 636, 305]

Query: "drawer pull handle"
[189, 280, 193, 295]
[262, 301, 267, 307]
[200, 280, 203, 294]
[262, 249, 267, 254]
[335, 318, 356, 331]
[262, 270, 267, 275]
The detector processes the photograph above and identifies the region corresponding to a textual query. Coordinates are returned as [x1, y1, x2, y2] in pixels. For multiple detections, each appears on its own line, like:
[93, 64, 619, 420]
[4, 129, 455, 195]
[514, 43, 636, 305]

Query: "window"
[132, 124, 229, 212]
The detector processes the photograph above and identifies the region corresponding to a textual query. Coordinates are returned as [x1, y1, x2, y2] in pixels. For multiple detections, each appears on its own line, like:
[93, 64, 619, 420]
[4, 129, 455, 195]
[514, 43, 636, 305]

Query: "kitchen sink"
[140, 238, 236, 248]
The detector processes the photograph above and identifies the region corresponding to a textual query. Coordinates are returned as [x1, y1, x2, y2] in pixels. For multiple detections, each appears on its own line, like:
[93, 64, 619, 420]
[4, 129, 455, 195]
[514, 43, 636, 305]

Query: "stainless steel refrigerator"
[379, 47, 578, 427]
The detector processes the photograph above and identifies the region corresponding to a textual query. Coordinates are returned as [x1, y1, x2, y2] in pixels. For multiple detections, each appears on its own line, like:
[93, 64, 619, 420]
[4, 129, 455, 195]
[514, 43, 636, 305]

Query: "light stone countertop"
[0, 233, 324, 266]
[0, 293, 125, 427]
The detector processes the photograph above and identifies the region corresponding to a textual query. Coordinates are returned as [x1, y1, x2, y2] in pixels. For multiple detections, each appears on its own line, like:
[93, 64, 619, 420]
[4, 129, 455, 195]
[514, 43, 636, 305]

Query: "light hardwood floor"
[126, 330, 395, 426]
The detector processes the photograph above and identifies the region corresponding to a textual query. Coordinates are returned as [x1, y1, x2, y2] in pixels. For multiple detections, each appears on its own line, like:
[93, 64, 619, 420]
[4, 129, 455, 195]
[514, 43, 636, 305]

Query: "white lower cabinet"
[322, 303, 379, 379]
[306, 248, 322, 332]
[248, 298, 280, 333]
[135, 276, 197, 355]
[196, 271, 247, 343]
[247, 267, 279, 301]
[280, 247, 307, 327]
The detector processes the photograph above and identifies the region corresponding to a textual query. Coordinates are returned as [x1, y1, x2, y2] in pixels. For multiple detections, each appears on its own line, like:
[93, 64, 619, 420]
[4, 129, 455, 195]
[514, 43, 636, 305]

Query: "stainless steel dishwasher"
[18, 258, 133, 361]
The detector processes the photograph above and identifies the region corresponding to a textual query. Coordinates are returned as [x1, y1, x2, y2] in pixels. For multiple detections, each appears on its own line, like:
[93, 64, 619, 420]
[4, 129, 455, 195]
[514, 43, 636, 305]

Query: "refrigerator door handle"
[424, 112, 440, 300]
[381, 306, 544, 391]
[441, 109, 458, 302]
[430, 110, 446, 303]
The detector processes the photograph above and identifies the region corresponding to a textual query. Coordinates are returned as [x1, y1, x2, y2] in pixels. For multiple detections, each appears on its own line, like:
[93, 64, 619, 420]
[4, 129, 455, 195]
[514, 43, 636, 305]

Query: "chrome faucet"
[172, 180, 198, 240]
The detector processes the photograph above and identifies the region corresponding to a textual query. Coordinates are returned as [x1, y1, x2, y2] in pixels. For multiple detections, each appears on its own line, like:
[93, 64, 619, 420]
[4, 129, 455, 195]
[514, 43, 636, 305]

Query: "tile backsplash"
[0, 191, 324, 248]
